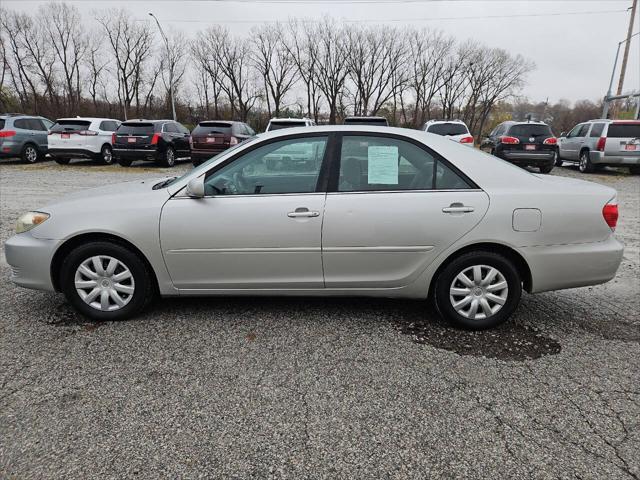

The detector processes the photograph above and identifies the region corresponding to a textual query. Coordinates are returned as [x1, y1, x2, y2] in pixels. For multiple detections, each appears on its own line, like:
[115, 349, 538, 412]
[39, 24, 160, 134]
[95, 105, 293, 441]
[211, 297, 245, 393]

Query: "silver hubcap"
[103, 147, 112, 163]
[26, 147, 37, 162]
[449, 265, 509, 320]
[580, 154, 587, 171]
[74, 256, 135, 312]
[167, 149, 174, 164]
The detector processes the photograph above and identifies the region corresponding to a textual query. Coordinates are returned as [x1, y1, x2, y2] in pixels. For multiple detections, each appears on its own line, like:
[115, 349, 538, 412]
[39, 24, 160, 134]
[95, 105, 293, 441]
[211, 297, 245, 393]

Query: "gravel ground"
[0, 158, 639, 479]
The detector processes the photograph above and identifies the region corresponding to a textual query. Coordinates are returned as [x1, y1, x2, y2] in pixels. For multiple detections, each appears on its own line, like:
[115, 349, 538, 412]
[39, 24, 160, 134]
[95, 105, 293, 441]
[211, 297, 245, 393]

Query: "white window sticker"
[367, 146, 399, 184]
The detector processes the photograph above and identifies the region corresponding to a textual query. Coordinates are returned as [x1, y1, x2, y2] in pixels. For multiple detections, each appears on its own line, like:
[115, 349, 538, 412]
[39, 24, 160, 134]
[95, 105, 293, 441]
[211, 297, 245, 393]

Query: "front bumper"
[4, 232, 60, 292]
[522, 235, 624, 293]
[588, 151, 640, 165]
[49, 148, 98, 159]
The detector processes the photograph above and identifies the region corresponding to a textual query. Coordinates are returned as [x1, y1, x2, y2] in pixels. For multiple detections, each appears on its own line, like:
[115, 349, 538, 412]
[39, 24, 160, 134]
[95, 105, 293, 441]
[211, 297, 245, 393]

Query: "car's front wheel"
[434, 251, 522, 330]
[60, 242, 154, 321]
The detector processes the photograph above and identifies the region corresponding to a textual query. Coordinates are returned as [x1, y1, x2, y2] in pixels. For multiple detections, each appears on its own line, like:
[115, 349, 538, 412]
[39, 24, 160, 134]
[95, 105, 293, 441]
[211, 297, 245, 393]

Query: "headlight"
[16, 211, 50, 234]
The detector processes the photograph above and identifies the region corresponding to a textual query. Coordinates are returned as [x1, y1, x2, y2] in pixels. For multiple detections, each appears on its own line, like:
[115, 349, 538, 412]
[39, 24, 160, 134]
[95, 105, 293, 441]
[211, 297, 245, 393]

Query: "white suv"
[423, 120, 474, 147]
[48, 117, 121, 165]
[266, 118, 315, 132]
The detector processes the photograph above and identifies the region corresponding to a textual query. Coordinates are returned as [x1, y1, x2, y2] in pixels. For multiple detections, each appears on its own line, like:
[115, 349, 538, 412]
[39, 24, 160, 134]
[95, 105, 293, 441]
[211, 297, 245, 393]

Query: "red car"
[190, 121, 255, 166]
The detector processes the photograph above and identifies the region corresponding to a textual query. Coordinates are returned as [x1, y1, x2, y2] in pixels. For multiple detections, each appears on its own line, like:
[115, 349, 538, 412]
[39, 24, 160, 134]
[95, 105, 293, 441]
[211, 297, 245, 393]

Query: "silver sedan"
[4, 126, 624, 329]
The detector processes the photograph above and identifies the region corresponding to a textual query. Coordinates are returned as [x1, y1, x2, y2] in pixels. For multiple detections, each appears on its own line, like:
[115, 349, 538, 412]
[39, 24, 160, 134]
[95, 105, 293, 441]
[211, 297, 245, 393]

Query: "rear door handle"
[443, 203, 474, 214]
[287, 207, 320, 218]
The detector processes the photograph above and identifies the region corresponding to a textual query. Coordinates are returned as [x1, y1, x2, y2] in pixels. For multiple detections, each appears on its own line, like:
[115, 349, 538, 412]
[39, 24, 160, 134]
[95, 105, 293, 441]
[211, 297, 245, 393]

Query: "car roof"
[55, 117, 120, 122]
[198, 120, 235, 125]
[345, 116, 387, 120]
[121, 119, 174, 124]
[425, 119, 467, 124]
[269, 118, 310, 122]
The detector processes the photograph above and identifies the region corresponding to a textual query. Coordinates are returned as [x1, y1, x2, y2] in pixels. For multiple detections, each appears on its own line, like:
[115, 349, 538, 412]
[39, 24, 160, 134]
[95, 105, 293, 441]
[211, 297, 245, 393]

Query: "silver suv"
[0, 114, 54, 163]
[557, 119, 640, 174]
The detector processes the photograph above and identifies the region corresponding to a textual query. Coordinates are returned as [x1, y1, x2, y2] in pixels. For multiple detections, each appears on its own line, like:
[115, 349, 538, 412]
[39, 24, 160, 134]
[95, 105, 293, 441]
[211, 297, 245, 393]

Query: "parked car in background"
[265, 118, 315, 131]
[423, 120, 474, 147]
[5, 126, 623, 330]
[0, 113, 53, 163]
[343, 116, 389, 126]
[190, 121, 255, 166]
[557, 119, 640, 174]
[48, 117, 121, 165]
[480, 120, 557, 174]
[113, 119, 191, 167]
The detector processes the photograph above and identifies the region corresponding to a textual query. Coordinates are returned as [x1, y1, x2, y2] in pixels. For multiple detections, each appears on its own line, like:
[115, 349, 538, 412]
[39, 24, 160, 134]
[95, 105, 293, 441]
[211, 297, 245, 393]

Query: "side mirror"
[186, 177, 205, 198]
[560, 132, 566, 137]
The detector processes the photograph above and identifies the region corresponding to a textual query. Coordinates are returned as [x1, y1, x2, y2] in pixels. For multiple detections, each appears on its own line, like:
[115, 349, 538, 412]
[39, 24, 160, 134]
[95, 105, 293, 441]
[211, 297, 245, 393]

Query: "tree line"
[0, 2, 594, 137]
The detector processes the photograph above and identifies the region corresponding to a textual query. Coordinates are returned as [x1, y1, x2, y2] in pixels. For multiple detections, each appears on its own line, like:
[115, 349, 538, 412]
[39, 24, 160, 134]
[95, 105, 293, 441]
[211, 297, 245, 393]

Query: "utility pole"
[616, 0, 637, 96]
[149, 12, 177, 121]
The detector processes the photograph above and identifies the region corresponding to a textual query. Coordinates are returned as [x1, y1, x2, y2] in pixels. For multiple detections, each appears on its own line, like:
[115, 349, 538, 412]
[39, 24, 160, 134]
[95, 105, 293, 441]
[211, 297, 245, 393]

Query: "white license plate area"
[61, 133, 70, 139]
[206, 137, 217, 143]
[624, 144, 637, 151]
[127, 137, 136, 143]
[525, 144, 536, 151]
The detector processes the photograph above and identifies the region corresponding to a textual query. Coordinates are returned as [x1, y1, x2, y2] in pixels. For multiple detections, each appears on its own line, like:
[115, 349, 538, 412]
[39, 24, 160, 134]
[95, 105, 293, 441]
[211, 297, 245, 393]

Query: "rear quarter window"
[0, 119, 6, 130]
[589, 123, 605, 137]
[607, 123, 640, 138]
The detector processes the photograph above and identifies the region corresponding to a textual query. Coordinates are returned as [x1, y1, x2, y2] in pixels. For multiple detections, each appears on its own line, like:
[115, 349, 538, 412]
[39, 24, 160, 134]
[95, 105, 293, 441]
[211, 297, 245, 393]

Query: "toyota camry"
[5, 126, 623, 329]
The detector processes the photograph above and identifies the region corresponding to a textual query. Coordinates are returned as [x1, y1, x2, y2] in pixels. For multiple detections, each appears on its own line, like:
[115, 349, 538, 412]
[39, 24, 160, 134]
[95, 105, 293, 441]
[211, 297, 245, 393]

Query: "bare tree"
[157, 30, 187, 118]
[85, 34, 109, 111]
[191, 29, 225, 119]
[252, 23, 298, 118]
[96, 9, 154, 119]
[285, 20, 322, 121]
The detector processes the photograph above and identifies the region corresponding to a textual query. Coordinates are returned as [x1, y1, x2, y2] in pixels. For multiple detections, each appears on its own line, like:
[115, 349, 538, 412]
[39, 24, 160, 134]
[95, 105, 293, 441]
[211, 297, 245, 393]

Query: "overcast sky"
[5, 0, 640, 104]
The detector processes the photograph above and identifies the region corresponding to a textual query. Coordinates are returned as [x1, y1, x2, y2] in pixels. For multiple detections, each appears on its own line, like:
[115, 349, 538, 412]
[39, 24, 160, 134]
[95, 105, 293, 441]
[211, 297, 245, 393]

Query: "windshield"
[165, 139, 255, 187]
[51, 120, 92, 132]
[508, 124, 552, 137]
[608, 123, 640, 138]
[427, 123, 468, 136]
[268, 121, 306, 131]
[118, 123, 155, 135]
[194, 122, 232, 135]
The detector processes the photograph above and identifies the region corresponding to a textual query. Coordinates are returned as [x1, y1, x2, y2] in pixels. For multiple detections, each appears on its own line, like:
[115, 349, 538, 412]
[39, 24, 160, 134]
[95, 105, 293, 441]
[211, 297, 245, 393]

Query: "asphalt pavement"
[1, 157, 638, 479]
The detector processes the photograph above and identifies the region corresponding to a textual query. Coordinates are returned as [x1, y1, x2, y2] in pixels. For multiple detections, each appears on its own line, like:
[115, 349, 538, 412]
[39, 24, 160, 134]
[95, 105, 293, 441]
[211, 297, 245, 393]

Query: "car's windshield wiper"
[152, 177, 177, 190]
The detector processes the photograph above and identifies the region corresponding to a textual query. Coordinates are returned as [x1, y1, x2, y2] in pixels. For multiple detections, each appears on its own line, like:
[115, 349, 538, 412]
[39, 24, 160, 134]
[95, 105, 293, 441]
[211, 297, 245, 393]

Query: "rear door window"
[118, 123, 155, 135]
[608, 123, 640, 138]
[589, 123, 605, 137]
[567, 124, 582, 138]
[13, 119, 30, 130]
[164, 123, 178, 133]
[51, 120, 92, 133]
[28, 119, 47, 131]
[0, 119, 5, 130]
[577, 124, 590, 137]
[427, 123, 468, 136]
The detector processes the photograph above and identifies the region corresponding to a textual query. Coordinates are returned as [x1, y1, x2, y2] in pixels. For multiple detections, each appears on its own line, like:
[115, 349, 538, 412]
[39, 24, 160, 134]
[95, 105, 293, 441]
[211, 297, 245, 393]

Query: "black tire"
[434, 251, 522, 330]
[54, 157, 71, 165]
[554, 149, 563, 167]
[160, 146, 176, 167]
[97, 144, 114, 165]
[192, 159, 202, 167]
[539, 163, 554, 174]
[21, 144, 40, 163]
[60, 241, 154, 321]
[578, 150, 595, 173]
[629, 166, 640, 175]
[117, 157, 133, 167]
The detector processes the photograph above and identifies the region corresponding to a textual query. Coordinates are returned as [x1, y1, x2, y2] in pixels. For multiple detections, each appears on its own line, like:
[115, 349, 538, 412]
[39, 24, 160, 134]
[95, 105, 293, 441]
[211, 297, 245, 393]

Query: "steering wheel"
[208, 175, 239, 195]
[233, 170, 249, 193]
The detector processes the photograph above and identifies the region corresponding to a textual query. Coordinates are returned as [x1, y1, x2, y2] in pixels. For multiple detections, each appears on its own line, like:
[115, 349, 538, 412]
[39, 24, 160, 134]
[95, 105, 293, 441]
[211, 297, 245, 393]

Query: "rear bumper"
[113, 148, 159, 162]
[191, 149, 225, 164]
[0, 141, 24, 157]
[589, 151, 640, 165]
[501, 150, 555, 166]
[522, 235, 624, 293]
[49, 148, 97, 159]
[4, 232, 59, 292]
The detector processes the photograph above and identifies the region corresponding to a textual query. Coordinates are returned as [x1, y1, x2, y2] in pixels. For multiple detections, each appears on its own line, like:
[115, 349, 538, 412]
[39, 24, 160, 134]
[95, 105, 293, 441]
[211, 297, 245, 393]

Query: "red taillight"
[0, 130, 17, 138]
[459, 135, 474, 144]
[111, 133, 116, 144]
[602, 203, 618, 230]
[596, 137, 606, 151]
[151, 133, 161, 145]
[78, 130, 98, 136]
[543, 137, 557, 145]
[229, 136, 238, 146]
[499, 136, 519, 145]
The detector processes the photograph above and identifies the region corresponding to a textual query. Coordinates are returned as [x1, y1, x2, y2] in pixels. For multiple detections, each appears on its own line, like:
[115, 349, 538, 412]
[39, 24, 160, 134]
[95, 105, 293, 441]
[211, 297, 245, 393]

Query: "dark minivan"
[113, 119, 191, 167]
[190, 121, 255, 166]
[480, 120, 557, 174]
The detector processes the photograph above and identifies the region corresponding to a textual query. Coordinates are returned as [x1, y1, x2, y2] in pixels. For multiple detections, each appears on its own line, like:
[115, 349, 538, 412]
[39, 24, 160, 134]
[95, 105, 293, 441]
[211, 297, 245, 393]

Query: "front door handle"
[442, 203, 474, 214]
[287, 207, 320, 218]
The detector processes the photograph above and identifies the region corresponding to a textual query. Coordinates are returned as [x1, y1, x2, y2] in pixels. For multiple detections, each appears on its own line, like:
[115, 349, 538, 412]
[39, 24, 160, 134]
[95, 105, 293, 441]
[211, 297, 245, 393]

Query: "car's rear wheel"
[21, 144, 39, 163]
[98, 144, 114, 165]
[117, 157, 133, 167]
[578, 150, 595, 173]
[160, 146, 176, 167]
[60, 242, 153, 321]
[539, 163, 554, 174]
[54, 157, 71, 165]
[434, 251, 522, 330]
